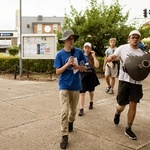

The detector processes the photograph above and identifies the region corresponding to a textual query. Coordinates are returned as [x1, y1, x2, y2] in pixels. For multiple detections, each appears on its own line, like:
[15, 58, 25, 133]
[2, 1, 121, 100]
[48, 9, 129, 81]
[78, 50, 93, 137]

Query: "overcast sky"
[0, 0, 149, 30]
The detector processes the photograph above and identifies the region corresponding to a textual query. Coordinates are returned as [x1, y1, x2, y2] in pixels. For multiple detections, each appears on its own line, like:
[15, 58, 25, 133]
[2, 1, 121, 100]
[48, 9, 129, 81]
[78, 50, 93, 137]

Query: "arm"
[56, 56, 74, 76]
[91, 51, 99, 68]
[72, 65, 87, 72]
[112, 55, 120, 62]
[107, 54, 117, 62]
[56, 56, 87, 75]
[56, 64, 68, 76]
[103, 54, 108, 71]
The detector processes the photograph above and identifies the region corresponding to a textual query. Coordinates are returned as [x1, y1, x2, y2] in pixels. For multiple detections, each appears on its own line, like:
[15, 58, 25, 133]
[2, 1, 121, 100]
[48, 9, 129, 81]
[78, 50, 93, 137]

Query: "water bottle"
[85, 62, 90, 70]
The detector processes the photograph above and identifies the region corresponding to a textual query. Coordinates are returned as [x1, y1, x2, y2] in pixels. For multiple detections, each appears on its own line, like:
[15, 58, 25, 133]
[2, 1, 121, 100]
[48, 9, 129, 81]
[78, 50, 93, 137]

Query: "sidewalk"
[0, 75, 150, 150]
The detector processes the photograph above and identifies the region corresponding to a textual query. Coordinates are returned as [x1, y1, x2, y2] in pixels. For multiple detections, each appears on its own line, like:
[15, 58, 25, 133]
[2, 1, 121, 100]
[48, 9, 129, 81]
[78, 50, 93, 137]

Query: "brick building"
[21, 15, 64, 34]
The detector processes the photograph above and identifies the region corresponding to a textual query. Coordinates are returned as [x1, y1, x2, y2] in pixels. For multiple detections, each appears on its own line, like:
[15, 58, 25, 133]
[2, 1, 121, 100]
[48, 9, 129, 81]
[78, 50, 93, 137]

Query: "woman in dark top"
[78, 42, 100, 116]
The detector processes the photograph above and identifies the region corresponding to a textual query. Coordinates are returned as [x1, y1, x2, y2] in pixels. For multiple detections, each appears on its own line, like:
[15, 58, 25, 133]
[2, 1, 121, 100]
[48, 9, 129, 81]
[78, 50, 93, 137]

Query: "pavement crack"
[2, 91, 52, 102]
[75, 127, 135, 150]
[0, 117, 48, 132]
[3, 101, 39, 116]
[136, 141, 150, 150]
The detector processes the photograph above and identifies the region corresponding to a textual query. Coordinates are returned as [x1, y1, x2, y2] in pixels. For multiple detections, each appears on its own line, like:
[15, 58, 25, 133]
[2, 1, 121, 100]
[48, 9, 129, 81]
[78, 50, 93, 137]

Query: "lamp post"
[19, 0, 22, 77]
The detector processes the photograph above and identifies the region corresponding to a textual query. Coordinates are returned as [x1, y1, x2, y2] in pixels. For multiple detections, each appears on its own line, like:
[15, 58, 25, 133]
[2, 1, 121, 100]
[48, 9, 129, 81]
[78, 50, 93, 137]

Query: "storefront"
[0, 30, 18, 52]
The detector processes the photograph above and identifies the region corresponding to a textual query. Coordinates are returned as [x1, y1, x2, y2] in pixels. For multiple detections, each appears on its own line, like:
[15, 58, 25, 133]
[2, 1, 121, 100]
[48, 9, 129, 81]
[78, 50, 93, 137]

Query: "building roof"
[22, 16, 64, 34]
[0, 30, 18, 32]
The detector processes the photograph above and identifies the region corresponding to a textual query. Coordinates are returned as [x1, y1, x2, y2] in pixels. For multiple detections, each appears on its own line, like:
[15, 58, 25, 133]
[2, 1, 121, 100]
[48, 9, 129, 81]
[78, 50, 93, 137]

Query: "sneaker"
[89, 102, 93, 109]
[60, 135, 68, 149]
[68, 122, 73, 132]
[78, 109, 84, 116]
[125, 127, 137, 140]
[114, 113, 120, 125]
[105, 86, 111, 93]
[109, 88, 114, 94]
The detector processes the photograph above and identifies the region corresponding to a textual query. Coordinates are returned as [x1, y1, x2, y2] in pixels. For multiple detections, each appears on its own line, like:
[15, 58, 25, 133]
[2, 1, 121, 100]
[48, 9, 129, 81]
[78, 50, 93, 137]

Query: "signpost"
[21, 34, 57, 59]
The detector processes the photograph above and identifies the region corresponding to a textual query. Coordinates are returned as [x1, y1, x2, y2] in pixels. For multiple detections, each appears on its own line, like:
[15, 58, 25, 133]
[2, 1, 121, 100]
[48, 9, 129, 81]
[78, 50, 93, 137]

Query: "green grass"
[0, 53, 19, 58]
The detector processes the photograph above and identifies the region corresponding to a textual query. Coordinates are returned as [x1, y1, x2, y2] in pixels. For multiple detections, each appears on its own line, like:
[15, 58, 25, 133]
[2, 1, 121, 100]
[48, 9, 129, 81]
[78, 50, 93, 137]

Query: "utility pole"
[19, 0, 22, 77]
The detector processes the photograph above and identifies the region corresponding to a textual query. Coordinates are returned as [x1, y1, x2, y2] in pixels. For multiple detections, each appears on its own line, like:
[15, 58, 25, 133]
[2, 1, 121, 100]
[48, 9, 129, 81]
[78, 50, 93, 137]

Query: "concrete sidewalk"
[0, 75, 150, 150]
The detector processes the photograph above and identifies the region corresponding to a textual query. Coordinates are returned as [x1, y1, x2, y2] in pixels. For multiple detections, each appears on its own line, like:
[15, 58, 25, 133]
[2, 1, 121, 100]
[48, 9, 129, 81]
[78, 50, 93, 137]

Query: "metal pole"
[19, 0, 23, 77]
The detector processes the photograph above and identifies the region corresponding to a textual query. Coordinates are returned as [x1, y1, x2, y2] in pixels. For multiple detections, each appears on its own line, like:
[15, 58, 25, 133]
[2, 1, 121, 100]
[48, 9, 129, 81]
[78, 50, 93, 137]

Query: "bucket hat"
[58, 30, 79, 44]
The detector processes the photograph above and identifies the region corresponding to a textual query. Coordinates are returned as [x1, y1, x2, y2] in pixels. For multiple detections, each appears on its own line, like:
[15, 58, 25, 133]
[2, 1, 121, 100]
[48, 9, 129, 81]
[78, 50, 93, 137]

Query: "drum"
[123, 53, 150, 81]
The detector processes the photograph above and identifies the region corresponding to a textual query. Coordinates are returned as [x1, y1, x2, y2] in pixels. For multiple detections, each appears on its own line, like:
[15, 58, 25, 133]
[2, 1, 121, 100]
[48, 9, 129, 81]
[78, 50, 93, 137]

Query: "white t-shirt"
[114, 44, 144, 85]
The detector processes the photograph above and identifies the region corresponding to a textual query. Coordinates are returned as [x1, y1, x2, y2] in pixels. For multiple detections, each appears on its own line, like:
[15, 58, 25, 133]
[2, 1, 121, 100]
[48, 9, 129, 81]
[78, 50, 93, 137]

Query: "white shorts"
[105, 63, 118, 77]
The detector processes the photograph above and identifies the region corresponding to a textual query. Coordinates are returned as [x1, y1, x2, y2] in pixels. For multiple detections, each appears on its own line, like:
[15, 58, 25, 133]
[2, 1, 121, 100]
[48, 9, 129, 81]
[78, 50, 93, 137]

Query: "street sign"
[0, 33, 13, 36]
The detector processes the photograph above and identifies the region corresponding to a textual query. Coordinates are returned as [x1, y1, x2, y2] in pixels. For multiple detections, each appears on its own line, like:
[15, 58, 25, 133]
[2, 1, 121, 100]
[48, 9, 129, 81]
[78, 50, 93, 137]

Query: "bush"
[0, 56, 55, 74]
[0, 57, 19, 73]
[95, 57, 104, 73]
[143, 40, 150, 51]
[0, 55, 104, 75]
[7, 45, 19, 56]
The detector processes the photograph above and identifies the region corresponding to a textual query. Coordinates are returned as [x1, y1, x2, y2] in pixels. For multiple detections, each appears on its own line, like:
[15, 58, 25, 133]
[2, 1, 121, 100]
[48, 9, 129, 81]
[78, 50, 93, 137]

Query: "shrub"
[0, 55, 104, 75]
[7, 45, 19, 56]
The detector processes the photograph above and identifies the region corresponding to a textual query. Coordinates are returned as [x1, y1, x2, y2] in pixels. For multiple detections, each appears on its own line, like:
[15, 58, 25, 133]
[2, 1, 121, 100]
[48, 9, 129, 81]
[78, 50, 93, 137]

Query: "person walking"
[103, 38, 119, 94]
[107, 30, 144, 140]
[138, 41, 146, 51]
[78, 42, 100, 116]
[53, 30, 87, 149]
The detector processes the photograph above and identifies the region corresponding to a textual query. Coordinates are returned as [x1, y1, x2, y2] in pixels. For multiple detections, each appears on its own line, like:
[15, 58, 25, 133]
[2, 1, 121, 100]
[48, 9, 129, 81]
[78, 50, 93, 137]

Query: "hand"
[107, 56, 112, 62]
[67, 56, 74, 66]
[72, 64, 78, 70]
[103, 66, 105, 71]
[91, 51, 95, 57]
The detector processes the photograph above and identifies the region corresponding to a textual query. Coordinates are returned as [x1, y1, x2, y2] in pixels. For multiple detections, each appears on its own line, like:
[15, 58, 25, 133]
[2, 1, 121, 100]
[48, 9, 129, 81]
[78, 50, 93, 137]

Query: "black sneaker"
[78, 109, 84, 116]
[114, 113, 120, 125]
[125, 127, 137, 140]
[68, 122, 73, 132]
[89, 102, 93, 109]
[60, 135, 68, 149]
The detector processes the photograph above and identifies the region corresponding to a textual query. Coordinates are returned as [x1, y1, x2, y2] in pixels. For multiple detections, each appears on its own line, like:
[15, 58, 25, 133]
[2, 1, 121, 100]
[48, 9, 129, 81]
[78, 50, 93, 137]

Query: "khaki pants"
[60, 90, 79, 136]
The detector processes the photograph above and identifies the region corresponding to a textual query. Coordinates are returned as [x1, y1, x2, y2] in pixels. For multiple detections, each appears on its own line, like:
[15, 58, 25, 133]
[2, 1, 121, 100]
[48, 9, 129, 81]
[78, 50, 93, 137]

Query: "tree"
[139, 24, 150, 51]
[62, 0, 135, 56]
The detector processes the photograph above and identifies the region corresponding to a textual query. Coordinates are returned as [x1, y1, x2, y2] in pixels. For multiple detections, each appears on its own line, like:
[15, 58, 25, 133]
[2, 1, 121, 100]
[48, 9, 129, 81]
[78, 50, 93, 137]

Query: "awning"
[0, 45, 10, 49]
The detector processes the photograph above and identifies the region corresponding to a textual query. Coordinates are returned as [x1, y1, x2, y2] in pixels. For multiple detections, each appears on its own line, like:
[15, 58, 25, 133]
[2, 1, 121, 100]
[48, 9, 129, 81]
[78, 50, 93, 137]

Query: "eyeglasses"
[130, 36, 140, 40]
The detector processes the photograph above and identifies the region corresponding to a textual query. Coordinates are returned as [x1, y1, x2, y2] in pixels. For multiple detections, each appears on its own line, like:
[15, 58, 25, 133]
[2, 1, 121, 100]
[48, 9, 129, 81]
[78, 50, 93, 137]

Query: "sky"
[0, 0, 150, 30]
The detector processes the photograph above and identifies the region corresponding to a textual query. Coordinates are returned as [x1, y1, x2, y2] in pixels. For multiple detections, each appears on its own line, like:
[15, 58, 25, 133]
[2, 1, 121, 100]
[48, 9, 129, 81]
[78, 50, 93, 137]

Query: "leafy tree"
[62, 0, 135, 56]
[139, 24, 150, 38]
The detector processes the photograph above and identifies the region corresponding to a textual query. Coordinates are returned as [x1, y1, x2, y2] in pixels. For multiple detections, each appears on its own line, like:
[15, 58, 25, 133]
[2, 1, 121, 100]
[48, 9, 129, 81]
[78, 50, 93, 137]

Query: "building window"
[53, 24, 58, 31]
[37, 24, 42, 34]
